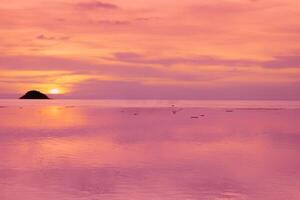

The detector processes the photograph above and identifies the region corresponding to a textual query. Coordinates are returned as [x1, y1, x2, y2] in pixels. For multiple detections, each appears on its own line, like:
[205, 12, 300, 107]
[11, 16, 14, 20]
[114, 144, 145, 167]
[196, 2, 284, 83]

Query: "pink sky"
[0, 0, 300, 99]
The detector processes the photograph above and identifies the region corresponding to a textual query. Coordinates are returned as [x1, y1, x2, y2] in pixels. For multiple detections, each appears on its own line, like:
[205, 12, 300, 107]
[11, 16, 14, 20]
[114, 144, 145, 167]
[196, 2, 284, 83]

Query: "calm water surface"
[0, 100, 300, 200]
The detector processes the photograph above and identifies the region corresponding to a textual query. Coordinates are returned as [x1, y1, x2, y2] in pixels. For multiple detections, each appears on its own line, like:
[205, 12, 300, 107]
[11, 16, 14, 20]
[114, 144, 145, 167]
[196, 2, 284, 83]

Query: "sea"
[0, 100, 300, 200]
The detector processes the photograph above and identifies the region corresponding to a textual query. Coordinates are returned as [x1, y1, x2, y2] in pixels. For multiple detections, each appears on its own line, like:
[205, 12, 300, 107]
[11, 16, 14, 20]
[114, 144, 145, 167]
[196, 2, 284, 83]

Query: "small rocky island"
[19, 90, 50, 99]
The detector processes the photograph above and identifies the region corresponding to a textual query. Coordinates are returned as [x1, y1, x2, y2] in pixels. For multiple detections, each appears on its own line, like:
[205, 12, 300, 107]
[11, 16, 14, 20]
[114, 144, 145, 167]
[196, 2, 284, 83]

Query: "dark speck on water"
[172, 108, 183, 114]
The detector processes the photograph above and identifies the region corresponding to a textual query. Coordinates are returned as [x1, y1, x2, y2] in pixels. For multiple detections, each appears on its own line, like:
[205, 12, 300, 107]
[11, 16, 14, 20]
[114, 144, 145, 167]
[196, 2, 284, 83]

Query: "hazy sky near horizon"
[1, 0, 300, 99]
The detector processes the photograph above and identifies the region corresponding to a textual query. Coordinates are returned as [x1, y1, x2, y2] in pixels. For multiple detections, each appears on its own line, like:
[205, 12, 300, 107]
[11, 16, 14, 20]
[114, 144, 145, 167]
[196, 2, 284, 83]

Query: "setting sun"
[1, 0, 300, 199]
[49, 88, 61, 94]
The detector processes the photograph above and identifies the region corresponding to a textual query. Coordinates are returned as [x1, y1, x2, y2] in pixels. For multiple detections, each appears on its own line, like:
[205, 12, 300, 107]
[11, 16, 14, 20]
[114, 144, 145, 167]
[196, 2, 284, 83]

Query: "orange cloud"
[1, 0, 300, 99]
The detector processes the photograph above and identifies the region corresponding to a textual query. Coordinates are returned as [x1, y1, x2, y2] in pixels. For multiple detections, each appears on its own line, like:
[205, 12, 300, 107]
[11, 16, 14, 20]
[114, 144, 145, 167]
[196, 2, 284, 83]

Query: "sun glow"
[49, 88, 61, 94]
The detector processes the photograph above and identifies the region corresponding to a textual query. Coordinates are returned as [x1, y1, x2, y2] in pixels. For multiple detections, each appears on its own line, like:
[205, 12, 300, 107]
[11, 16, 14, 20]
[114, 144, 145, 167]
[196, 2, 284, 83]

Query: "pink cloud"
[65, 79, 300, 100]
[1, 0, 300, 99]
[263, 55, 300, 68]
[76, 1, 119, 10]
[110, 52, 300, 69]
[97, 20, 130, 26]
[36, 34, 70, 41]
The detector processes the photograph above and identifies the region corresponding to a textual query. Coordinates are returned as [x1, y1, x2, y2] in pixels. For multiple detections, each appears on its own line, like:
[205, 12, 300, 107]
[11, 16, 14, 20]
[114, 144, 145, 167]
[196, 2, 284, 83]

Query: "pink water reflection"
[0, 103, 300, 200]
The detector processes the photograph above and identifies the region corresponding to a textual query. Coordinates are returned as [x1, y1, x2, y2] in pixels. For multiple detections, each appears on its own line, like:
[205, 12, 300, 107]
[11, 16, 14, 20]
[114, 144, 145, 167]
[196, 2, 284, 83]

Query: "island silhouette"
[19, 90, 50, 99]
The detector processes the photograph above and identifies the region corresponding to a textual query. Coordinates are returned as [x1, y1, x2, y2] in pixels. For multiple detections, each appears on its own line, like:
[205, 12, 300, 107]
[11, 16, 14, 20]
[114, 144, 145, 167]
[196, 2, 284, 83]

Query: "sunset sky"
[1, 0, 300, 99]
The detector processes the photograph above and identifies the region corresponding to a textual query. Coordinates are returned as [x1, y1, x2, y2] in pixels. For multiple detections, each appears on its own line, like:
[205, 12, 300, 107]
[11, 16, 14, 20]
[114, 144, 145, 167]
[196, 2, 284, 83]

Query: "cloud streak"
[110, 52, 300, 69]
[0, 0, 300, 99]
[36, 34, 70, 41]
[76, 1, 119, 10]
[66, 79, 300, 100]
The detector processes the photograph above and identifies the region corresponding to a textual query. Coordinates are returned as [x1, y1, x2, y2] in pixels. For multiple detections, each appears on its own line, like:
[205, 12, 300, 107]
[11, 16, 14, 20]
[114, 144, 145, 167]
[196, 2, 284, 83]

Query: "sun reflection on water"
[0, 106, 86, 129]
